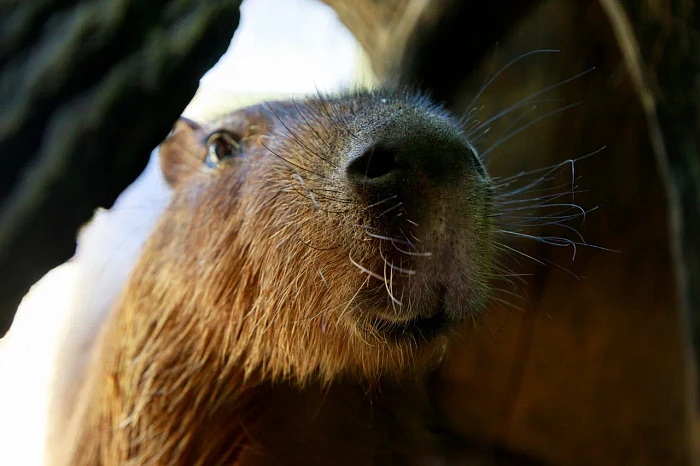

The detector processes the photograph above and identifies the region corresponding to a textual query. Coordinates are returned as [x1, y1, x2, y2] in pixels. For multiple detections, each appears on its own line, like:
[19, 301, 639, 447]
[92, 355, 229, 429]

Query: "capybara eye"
[205, 131, 241, 167]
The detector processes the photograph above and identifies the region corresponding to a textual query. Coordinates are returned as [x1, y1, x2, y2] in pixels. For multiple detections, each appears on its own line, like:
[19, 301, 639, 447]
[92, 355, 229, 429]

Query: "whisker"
[465, 49, 561, 112]
[336, 276, 370, 329]
[318, 269, 328, 286]
[382, 249, 402, 307]
[365, 195, 399, 210]
[265, 101, 338, 169]
[315, 87, 358, 140]
[497, 230, 618, 260]
[481, 102, 582, 159]
[496, 243, 547, 266]
[398, 228, 416, 248]
[491, 146, 606, 184]
[288, 181, 356, 206]
[468, 67, 596, 140]
[291, 97, 340, 165]
[260, 136, 329, 181]
[349, 253, 385, 282]
[497, 203, 592, 224]
[467, 98, 563, 140]
[292, 174, 321, 211]
[294, 233, 341, 251]
[364, 229, 414, 247]
[391, 241, 433, 257]
[376, 202, 403, 218]
[408, 232, 422, 244]
[493, 188, 586, 206]
[494, 241, 582, 279]
[379, 248, 416, 275]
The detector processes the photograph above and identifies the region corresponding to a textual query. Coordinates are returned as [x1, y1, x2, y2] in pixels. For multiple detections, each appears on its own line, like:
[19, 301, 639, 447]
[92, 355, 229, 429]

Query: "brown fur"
[52, 90, 495, 465]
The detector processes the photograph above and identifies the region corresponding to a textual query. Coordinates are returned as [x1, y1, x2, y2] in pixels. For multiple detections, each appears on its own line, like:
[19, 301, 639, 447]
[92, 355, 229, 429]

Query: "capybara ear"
[159, 117, 207, 187]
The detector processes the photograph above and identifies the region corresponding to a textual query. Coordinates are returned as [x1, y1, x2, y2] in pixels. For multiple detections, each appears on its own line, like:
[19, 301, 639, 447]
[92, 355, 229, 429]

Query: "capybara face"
[150, 89, 494, 382]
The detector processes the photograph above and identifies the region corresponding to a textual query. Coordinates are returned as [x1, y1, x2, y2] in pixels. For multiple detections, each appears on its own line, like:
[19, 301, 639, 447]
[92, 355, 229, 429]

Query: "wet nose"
[344, 120, 482, 200]
[345, 144, 399, 185]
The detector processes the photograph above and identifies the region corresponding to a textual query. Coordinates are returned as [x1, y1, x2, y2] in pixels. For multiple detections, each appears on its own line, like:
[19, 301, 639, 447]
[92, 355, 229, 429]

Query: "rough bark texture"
[0, 1, 242, 335]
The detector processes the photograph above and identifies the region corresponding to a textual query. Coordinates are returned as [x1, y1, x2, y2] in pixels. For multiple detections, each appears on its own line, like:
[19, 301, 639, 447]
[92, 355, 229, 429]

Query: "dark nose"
[345, 145, 398, 184]
[344, 122, 481, 200]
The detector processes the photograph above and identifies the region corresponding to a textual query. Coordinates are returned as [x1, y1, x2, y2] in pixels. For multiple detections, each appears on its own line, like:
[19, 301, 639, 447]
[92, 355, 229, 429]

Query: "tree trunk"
[0, 1, 242, 335]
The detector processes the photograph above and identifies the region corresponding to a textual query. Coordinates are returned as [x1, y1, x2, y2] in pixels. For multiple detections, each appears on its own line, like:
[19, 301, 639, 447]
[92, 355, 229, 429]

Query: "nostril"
[346, 146, 397, 181]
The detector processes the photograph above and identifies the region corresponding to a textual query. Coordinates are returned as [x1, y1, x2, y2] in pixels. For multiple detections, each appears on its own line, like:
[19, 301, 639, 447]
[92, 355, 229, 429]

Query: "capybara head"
[127, 89, 494, 384]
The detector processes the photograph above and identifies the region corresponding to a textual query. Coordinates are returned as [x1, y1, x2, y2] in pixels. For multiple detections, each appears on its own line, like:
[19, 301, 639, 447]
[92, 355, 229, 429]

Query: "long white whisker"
[379, 248, 416, 275]
[465, 49, 560, 111]
[481, 103, 582, 158]
[349, 253, 384, 282]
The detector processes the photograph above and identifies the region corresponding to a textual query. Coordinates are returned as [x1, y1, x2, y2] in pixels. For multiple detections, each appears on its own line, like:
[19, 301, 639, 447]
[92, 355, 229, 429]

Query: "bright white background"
[202, 0, 362, 94]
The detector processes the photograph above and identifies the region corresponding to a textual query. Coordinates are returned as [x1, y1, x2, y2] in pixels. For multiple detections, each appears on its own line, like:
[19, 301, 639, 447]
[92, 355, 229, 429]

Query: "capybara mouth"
[371, 308, 450, 342]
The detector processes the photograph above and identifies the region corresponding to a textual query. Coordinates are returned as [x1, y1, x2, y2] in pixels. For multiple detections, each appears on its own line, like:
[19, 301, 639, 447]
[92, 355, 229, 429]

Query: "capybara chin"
[54, 89, 495, 465]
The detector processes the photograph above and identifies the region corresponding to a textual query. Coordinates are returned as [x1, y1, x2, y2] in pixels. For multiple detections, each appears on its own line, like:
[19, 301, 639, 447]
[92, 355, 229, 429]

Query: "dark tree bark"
[0, 1, 242, 335]
[601, 0, 700, 388]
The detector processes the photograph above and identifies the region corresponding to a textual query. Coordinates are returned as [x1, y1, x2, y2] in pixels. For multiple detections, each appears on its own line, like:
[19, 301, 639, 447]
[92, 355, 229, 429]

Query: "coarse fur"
[51, 88, 506, 465]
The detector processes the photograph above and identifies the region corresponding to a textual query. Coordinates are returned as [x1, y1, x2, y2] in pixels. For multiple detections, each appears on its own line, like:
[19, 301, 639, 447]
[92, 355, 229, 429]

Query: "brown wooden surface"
[601, 0, 700, 401]
[601, 0, 700, 460]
